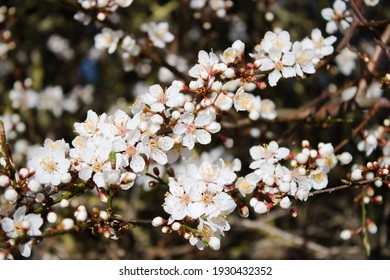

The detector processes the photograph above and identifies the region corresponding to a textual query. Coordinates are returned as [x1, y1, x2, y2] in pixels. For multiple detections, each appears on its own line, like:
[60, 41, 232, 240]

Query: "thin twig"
[309, 177, 385, 197]
[334, 99, 384, 153]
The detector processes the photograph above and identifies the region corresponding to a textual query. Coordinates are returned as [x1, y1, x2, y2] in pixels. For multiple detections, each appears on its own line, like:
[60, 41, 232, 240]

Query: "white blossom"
[137, 135, 174, 165]
[258, 47, 296, 86]
[94, 28, 124, 54]
[27, 139, 71, 186]
[250, 141, 290, 169]
[189, 50, 219, 80]
[261, 30, 292, 53]
[235, 173, 260, 197]
[321, 0, 353, 34]
[292, 42, 316, 77]
[1, 206, 43, 239]
[141, 22, 174, 49]
[301, 28, 337, 62]
[335, 47, 357, 76]
[173, 108, 221, 150]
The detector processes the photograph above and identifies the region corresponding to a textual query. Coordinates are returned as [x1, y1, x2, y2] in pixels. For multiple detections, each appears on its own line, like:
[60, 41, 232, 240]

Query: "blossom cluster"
[251, 29, 336, 86]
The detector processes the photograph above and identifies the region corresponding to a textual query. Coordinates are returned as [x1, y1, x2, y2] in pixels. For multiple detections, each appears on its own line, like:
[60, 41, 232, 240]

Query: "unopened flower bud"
[363, 196, 370, 204]
[60, 199, 69, 208]
[302, 148, 310, 156]
[296, 153, 308, 164]
[99, 211, 109, 220]
[222, 79, 240, 92]
[189, 80, 201, 90]
[279, 197, 292, 209]
[340, 229, 352, 240]
[351, 169, 363, 181]
[208, 237, 221, 250]
[204, 98, 212, 106]
[239, 205, 249, 218]
[310, 149, 318, 158]
[97, 12, 106, 21]
[161, 226, 170, 233]
[171, 111, 180, 120]
[373, 195, 383, 203]
[367, 221, 377, 234]
[75, 206, 88, 222]
[19, 168, 29, 179]
[254, 201, 268, 214]
[61, 218, 74, 230]
[224, 68, 235, 78]
[249, 197, 258, 207]
[184, 232, 191, 239]
[27, 166, 35, 176]
[244, 82, 256, 92]
[290, 208, 298, 217]
[298, 167, 307, 176]
[253, 59, 261, 69]
[301, 140, 310, 148]
[224, 138, 234, 149]
[28, 179, 41, 193]
[61, 173, 72, 184]
[152, 216, 165, 227]
[339, 152, 353, 165]
[211, 81, 222, 92]
[4, 188, 18, 201]
[0, 175, 10, 188]
[366, 186, 374, 197]
[103, 229, 112, 239]
[99, 189, 108, 203]
[184, 102, 194, 112]
[47, 212, 57, 223]
[366, 172, 375, 180]
[171, 222, 181, 231]
[319, 143, 334, 157]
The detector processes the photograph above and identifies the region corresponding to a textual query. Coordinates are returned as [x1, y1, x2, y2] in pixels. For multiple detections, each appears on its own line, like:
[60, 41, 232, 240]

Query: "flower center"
[40, 156, 58, 173]
[274, 60, 284, 71]
[126, 145, 137, 156]
[187, 123, 197, 133]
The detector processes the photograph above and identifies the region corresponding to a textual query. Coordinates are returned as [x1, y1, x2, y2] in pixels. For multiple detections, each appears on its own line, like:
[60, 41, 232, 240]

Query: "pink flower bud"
[19, 168, 29, 179]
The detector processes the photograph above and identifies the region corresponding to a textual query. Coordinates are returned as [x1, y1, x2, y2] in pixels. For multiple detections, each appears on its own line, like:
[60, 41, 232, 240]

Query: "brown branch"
[350, 0, 390, 61]
[309, 177, 384, 197]
[334, 98, 386, 153]
[112, 214, 152, 226]
[367, 23, 390, 74]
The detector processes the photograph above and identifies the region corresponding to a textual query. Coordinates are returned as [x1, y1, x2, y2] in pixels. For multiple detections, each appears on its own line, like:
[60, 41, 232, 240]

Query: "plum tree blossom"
[94, 28, 124, 54]
[257, 47, 296, 86]
[140, 22, 174, 49]
[27, 139, 71, 186]
[321, 0, 353, 34]
[173, 108, 221, 150]
[249, 141, 290, 168]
